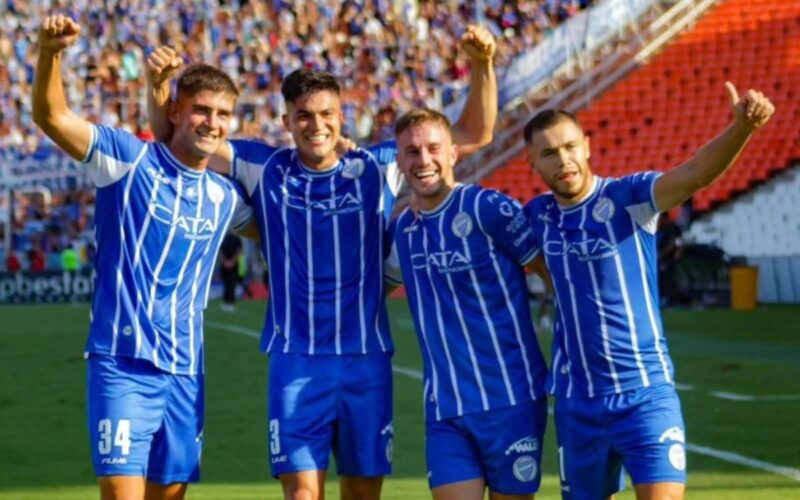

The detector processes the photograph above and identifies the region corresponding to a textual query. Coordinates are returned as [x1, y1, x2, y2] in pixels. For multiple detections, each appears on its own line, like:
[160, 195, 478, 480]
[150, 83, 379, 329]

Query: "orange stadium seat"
[486, 0, 800, 212]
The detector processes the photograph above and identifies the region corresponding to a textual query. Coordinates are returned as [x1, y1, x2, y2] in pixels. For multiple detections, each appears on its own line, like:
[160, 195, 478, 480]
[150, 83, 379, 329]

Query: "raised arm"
[32, 15, 92, 161]
[653, 82, 775, 212]
[452, 24, 498, 158]
[145, 46, 183, 142]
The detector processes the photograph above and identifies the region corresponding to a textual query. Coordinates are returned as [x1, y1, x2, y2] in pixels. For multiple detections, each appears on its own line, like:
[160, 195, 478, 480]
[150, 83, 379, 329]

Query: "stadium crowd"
[1, 187, 95, 272]
[2, 0, 594, 272]
[0, 0, 593, 152]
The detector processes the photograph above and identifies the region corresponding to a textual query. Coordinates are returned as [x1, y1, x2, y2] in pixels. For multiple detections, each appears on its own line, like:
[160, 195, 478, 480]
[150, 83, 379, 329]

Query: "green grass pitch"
[0, 300, 798, 498]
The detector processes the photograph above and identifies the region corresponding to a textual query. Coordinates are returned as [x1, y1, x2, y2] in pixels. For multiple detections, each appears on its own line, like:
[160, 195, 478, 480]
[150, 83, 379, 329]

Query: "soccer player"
[521, 83, 775, 500]
[32, 14, 252, 500]
[147, 25, 498, 500]
[385, 108, 549, 500]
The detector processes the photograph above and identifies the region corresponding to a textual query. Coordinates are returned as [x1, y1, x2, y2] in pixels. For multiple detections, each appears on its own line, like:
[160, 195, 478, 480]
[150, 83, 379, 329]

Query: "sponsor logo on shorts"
[505, 436, 539, 455]
[100, 457, 128, 465]
[669, 443, 686, 471]
[386, 438, 394, 464]
[658, 426, 685, 444]
[512, 455, 538, 482]
[271, 455, 288, 464]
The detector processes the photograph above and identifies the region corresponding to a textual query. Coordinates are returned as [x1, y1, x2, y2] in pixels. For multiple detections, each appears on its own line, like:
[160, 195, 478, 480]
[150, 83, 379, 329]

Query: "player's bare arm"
[145, 46, 182, 142]
[653, 82, 775, 212]
[452, 24, 498, 158]
[32, 14, 92, 161]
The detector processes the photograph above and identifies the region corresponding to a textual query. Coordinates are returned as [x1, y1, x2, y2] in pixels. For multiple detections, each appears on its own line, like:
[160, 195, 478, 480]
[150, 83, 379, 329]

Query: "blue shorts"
[554, 383, 686, 499]
[267, 353, 393, 478]
[426, 400, 548, 494]
[86, 354, 204, 484]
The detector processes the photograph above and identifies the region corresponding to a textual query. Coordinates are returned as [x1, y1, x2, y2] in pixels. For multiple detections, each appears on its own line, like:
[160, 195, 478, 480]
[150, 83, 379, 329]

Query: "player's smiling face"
[170, 90, 235, 167]
[527, 120, 593, 206]
[283, 90, 343, 170]
[397, 121, 458, 210]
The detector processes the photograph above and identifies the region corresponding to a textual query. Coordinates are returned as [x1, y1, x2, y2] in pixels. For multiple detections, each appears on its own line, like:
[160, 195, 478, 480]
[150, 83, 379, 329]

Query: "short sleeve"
[84, 125, 148, 188]
[367, 140, 404, 196]
[229, 139, 280, 197]
[475, 189, 539, 266]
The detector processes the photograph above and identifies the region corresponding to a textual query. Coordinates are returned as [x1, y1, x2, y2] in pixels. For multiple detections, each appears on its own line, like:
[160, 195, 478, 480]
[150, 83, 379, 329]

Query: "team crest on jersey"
[206, 180, 224, 205]
[592, 197, 615, 223]
[499, 201, 515, 217]
[512, 455, 538, 482]
[451, 212, 473, 238]
[342, 159, 365, 179]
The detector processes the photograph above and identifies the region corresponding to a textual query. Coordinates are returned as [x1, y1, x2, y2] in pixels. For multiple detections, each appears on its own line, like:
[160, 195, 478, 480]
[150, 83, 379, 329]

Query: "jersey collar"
[420, 184, 462, 218]
[557, 176, 603, 213]
[157, 143, 204, 179]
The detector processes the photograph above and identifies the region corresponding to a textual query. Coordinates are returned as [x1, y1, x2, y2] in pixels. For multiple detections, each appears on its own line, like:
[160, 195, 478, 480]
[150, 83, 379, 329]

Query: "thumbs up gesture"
[725, 81, 775, 131]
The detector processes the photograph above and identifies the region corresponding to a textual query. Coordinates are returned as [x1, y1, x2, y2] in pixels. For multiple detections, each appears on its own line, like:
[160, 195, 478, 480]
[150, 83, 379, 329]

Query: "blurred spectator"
[5, 250, 21, 272]
[219, 233, 243, 313]
[61, 245, 80, 272]
[657, 215, 685, 307]
[28, 246, 45, 272]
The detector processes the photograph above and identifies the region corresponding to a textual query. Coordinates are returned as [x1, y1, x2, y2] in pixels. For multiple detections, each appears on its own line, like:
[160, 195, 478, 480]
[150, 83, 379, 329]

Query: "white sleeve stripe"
[649, 172, 663, 213]
[81, 125, 98, 163]
[520, 247, 540, 267]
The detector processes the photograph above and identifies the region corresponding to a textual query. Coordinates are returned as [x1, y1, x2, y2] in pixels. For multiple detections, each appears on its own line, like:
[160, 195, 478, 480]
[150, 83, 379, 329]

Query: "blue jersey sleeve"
[226, 177, 254, 231]
[84, 125, 149, 188]
[614, 171, 662, 213]
[229, 139, 280, 197]
[367, 140, 398, 166]
[476, 189, 539, 266]
[366, 140, 404, 197]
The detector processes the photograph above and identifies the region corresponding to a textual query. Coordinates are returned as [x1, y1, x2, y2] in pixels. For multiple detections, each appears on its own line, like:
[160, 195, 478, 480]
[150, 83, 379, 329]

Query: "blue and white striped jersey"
[524, 173, 674, 398]
[230, 139, 403, 355]
[84, 126, 252, 375]
[386, 184, 548, 422]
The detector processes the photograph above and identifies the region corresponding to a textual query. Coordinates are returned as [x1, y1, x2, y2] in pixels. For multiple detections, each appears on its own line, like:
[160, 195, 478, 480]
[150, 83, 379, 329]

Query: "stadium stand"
[481, 0, 800, 213]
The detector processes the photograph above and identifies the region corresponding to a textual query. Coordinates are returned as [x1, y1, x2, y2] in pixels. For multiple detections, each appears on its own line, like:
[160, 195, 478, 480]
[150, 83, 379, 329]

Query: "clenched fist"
[460, 24, 496, 62]
[147, 46, 184, 87]
[39, 15, 81, 53]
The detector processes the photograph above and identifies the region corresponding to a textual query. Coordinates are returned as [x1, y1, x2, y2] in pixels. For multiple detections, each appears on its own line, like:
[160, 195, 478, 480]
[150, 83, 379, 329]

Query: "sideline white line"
[208, 321, 260, 338]
[208, 322, 800, 482]
[710, 391, 800, 402]
[686, 444, 800, 482]
[392, 365, 424, 380]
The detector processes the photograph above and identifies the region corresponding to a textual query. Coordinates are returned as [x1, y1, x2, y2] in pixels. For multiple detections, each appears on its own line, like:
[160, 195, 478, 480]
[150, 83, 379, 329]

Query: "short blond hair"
[394, 108, 453, 137]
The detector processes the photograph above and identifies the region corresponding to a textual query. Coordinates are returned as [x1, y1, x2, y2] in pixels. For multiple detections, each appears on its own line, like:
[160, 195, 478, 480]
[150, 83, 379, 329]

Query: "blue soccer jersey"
[524, 174, 674, 398]
[387, 184, 548, 422]
[230, 139, 403, 355]
[83, 126, 251, 375]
